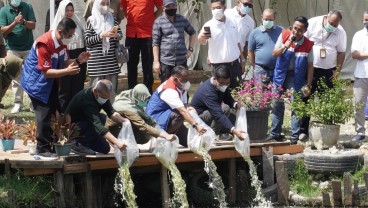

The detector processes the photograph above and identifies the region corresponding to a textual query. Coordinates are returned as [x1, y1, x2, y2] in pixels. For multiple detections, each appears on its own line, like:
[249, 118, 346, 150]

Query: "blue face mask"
[239, 4, 251, 15]
[262, 20, 274, 29]
[325, 22, 337, 33]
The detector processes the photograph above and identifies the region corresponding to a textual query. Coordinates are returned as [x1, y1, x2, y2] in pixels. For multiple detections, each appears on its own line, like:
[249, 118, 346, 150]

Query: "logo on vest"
[43, 61, 49, 67]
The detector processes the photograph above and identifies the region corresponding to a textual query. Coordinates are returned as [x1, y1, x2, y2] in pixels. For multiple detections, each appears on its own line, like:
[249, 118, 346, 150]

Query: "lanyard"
[321, 18, 332, 47]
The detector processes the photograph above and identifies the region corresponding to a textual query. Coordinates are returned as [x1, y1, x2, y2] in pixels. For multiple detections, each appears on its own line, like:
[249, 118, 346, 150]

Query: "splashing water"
[198, 148, 227, 208]
[242, 155, 273, 208]
[114, 163, 138, 208]
[167, 163, 189, 208]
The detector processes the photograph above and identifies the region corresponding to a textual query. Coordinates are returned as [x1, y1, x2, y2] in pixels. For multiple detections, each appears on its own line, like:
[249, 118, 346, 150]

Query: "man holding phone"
[198, 0, 245, 89]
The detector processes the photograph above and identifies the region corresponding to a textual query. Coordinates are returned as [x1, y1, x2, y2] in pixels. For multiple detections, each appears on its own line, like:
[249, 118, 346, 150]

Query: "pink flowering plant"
[232, 75, 288, 111]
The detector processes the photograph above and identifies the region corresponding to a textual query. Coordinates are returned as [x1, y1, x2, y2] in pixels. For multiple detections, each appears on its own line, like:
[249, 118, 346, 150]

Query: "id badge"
[320, 48, 326, 59]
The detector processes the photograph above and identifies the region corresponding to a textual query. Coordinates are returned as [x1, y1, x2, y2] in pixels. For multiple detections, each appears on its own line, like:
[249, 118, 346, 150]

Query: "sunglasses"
[242, 2, 253, 8]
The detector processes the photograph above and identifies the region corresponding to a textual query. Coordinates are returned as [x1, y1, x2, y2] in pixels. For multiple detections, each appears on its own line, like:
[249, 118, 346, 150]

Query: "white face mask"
[262, 20, 274, 29]
[96, 96, 108, 105]
[10, 0, 21, 7]
[217, 84, 228, 92]
[181, 81, 191, 91]
[99, 5, 109, 15]
[61, 39, 70, 45]
[212, 9, 224, 20]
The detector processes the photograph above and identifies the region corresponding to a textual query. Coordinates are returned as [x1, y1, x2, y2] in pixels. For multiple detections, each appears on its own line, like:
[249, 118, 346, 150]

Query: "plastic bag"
[114, 120, 139, 167]
[187, 110, 215, 153]
[233, 107, 250, 156]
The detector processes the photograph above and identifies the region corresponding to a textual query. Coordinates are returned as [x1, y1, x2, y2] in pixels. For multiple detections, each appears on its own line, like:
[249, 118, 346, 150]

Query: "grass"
[0, 171, 55, 207]
[290, 159, 322, 197]
[0, 89, 35, 124]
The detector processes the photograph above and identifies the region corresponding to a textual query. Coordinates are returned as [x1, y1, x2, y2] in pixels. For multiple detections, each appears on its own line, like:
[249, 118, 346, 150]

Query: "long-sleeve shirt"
[190, 78, 235, 132]
[65, 88, 116, 136]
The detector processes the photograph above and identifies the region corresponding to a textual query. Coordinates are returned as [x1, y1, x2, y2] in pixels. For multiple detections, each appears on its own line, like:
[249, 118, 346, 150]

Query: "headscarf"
[50, 0, 85, 50]
[113, 84, 151, 118]
[88, 0, 114, 55]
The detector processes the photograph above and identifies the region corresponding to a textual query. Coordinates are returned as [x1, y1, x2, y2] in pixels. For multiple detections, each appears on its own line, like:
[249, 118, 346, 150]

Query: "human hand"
[283, 40, 292, 49]
[66, 62, 80, 75]
[100, 30, 117, 38]
[116, 140, 127, 150]
[165, 134, 177, 142]
[113, 112, 126, 123]
[77, 52, 91, 64]
[185, 50, 192, 59]
[301, 85, 311, 97]
[14, 12, 23, 24]
[195, 125, 207, 135]
[331, 70, 340, 80]
[153, 62, 161, 75]
[233, 128, 246, 141]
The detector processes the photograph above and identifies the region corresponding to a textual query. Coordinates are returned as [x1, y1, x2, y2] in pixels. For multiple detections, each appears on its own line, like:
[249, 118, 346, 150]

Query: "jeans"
[253, 64, 274, 85]
[125, 37, 153, 93]
[270, 73, 300, 139]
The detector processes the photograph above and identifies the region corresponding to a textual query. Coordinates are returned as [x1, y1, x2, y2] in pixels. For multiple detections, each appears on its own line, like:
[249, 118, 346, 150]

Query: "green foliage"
[290, 159, 321, 197]
[291, 78, 356, 125]
[0, 171, 55, 207]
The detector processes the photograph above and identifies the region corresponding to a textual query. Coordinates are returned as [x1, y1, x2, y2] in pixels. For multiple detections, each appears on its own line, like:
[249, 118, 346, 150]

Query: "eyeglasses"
[242, 2, 253, 8]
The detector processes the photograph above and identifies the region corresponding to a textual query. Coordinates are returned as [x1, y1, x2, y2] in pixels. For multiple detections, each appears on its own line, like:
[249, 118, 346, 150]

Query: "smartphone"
[112, 26, 119, 32]
[204, 26, 211, 34]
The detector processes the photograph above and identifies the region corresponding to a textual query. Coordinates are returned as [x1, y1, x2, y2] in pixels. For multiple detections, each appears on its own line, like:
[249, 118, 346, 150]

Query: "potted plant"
[0, 115, 19, 151]
[232, 75, 284, 140]
[21, 120, 37, 155]
[51, 111, 80, 156]
[291, 78, 356, 150]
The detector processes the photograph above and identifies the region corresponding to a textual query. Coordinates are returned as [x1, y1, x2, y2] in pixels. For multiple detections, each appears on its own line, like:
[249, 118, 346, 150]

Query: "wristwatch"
[22, 19, 26, 25]
[75, 58, 81, 65]
[188, 47, 193, 52]
[192, 122, 198, 129]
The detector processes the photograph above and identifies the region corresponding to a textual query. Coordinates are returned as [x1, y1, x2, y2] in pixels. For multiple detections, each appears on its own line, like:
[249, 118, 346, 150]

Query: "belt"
[256, 64, 273, 71]
[212, 59, 239, 66]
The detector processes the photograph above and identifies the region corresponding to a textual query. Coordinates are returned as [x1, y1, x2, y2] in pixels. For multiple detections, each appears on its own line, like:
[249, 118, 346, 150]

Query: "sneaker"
[352, 134, 366, 142]
[71, 143, 96, 155]
[266, 134, 284, 142]
[219, 133, 233, 141]
[298, 133, 308, 142]
[290, 138, 299, 145]
[11, 103, 22, 114]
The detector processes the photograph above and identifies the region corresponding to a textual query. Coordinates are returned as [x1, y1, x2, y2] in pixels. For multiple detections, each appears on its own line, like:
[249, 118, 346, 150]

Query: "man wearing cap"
[0, 54, 23, 107]
[153, 0, 196, 82]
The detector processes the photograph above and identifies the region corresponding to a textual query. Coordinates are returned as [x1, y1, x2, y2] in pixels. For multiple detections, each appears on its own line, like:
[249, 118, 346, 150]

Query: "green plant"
[290, 159, 321, 197]
[0, 171, 55, 207]
[51, 111, 80, 145]
[0, 115, 19, 140]
[291, 78, 356, 125]
[21, 120, 37, 145]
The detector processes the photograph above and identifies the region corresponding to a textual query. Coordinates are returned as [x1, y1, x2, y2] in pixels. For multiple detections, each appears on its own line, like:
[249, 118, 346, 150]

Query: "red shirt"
[121, 0, 163, 38]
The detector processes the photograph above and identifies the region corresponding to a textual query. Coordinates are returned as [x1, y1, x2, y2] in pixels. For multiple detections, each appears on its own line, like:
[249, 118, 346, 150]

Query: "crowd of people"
[0, 0, 366, 156]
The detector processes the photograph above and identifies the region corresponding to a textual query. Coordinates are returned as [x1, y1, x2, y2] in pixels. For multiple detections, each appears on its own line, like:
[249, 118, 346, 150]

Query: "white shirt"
[201, 17, 240, 63]
[225, 7, 255, 49]
[351, 28, 368, 78]
[157, 82, 188, 109]
[304, 15, 347, 69]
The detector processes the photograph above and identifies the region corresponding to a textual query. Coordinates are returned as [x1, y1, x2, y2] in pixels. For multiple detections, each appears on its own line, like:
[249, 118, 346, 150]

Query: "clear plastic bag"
[233, 107, 250, 156]
[187, 110, 215, 153]
[114, 120, 139, 167]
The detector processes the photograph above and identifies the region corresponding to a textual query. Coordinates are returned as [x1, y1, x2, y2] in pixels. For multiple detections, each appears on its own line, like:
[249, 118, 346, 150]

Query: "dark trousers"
[199, 104, 231, 135]
[126, 37, 153, 93]
[58, 48, 87, 113]
[211, 59, 242, 90]
[75, 114, 110, 154]
[300, 67, 334, 134]
[160, 61, 188, 83]
[30, 83, 60, 153]
[166, 110, 188, 147]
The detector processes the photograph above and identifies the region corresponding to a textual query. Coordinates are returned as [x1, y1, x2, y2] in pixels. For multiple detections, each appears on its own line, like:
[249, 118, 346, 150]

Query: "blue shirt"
[248, 25, 283, 68]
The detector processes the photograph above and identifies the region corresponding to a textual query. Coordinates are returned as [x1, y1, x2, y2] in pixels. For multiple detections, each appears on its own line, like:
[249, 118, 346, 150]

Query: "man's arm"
[103, 131, 127, 149]
[154, 6, 163, 19]
[23, 20, 35, 30]
[248, 50, 255, 67]
[242, 42, 248, 63]
[336, 52, 346, 68]
[352, 51, 368, 60]
[306, 61, 313, 86]
[176, 106, 206, 134]
[153, 46, 160, 74]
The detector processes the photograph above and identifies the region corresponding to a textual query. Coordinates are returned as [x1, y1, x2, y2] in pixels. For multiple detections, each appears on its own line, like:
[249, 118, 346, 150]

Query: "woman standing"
[50, 0, 86, 113]
[85, 0, 123, 100]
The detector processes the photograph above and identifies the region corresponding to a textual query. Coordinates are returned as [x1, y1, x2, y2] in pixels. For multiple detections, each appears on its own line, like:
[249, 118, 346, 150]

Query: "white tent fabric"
[22, 0, 368, 79]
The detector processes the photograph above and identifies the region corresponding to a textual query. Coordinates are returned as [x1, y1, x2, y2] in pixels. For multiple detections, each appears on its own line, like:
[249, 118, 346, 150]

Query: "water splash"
[114, 163, 138, 208]
[167, 163, 189, 208]
[242, 155, 273, 208]
[199, 148, 227, 208]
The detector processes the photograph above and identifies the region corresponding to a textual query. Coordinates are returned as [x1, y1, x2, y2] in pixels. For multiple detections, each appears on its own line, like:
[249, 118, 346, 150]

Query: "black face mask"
[364, 22, 368, 30]
[165, 8, 177, 17]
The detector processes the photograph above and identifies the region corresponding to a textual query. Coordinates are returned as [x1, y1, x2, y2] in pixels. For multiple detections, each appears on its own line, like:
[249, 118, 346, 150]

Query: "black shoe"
[71, 142, 96, 155]
[266, 134, 284, 142]
[352, 134, 365, 142]
[290, 139, 299, 145]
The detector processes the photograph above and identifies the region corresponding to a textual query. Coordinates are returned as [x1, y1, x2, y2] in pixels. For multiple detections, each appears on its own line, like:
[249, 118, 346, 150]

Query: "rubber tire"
[187, 171, 216, 206]
[304, 151, 364, 173]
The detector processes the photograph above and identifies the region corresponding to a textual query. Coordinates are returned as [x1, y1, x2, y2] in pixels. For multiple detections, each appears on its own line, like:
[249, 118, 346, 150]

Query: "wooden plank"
[322, 192, 331, 207]
[4, 158, 10, 175]
[64, 174, 76, 208]
[11, 160, 63, 169]
[262, 146, 274, 187]
[228, 158, 236, 204]
[63, 163, 89, 174]
[23, 168, 57, 176]
[85, 165, 94, 208]
[160, 165, 170, 208]
[275, 161, 289, 205]
[54, 170, 66, 208]
[332, 180, 342, 206]
[353, 179, 359, 206]
[344, 172, 352, 206]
